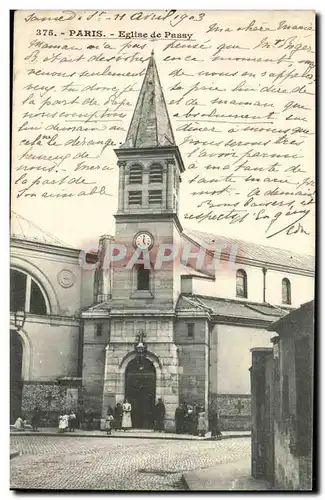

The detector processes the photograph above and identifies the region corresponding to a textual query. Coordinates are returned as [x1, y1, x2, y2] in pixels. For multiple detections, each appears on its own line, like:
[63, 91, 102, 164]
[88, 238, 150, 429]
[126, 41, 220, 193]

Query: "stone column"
[101, 345, 119, 419]
[93, 235, 114, 303]
[159, 343, 180, 431]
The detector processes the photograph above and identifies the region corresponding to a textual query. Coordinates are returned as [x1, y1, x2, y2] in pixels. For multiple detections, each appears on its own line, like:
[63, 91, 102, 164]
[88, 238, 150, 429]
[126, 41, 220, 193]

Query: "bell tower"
[112, 51, 185, 308]
[115, 50, 184, 219]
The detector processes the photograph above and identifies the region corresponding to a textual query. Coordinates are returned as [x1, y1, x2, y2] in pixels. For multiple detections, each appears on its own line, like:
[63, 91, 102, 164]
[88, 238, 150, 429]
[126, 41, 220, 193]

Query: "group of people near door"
[104, 399, 221, 438]
[104, 398, 166, 435]
[175, 403, 222, 439]
[13, 400, 221, 438]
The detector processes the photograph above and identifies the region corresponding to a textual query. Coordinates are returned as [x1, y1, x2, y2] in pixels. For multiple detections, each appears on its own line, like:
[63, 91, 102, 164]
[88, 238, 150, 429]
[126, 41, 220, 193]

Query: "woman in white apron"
[121, 399, 132, 430]
[58, 413, 69, 432]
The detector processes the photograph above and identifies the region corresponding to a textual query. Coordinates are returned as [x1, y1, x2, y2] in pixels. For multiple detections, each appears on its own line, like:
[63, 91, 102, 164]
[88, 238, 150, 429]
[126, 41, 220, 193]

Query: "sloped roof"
[11, 211, 74, 248]
[120, 51, 176, 149]
[176, 294, 287, 322]
[267, 300, 314, 332]
[180, 265, 214, 279]
[184, 228, 314, 273]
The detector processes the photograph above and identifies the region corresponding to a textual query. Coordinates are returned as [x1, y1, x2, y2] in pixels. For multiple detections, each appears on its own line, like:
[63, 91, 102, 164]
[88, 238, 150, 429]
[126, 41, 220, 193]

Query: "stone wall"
[274, 421, 312, 490]
[21, 382, 81, 426]
[209, 393, 251, 431]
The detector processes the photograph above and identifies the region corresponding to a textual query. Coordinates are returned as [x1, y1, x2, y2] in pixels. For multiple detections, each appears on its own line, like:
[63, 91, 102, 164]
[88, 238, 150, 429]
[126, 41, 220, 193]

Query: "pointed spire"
[121, 52, 176, 149]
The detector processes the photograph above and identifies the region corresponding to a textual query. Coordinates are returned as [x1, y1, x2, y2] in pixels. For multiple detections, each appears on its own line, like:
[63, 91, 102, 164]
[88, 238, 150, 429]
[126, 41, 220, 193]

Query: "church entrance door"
[10, 330, 23, 424]
[125, 358, 156, 429]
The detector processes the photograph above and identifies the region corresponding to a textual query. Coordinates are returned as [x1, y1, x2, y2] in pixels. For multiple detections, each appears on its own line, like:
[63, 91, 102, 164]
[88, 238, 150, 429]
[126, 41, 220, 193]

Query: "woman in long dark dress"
[114, 403, 123, 431]
[175, 405, 184, 434]
[68, 410, 77, 432]
[209, 410, 222, 440]
[31, 406, 41, 431]
[187, 405, 199, 436]
[175, 406, 183, 434]
[154, 398, 166, 431]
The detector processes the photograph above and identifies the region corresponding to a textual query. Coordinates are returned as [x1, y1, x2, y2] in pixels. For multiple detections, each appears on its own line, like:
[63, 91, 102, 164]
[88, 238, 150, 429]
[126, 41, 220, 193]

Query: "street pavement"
[10, 435, 250, 491]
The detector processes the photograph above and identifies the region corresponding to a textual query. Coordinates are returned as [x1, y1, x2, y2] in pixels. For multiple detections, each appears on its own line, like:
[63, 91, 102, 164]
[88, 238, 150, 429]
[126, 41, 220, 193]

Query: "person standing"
[188, 405, 199, 435]
[183, 402, 190, 434]
[197, 408, 207, 437]
[175, 405, 183, 434]
[58, 414, 65, 433]
[114, 402, 123, 431]
[31, 406, 41, 432]
[104, 410, 114, 436]
[209, 410, 222, 440]
[154, 398, 165, 432]
[68, 410, 77, 432]
[121, 399, 132, 430]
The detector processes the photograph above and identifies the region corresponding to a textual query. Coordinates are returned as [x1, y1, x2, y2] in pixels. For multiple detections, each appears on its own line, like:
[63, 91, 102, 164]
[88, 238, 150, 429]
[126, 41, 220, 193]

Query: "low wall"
[21, 381, 82, 426]
[209, 393, 251, 430]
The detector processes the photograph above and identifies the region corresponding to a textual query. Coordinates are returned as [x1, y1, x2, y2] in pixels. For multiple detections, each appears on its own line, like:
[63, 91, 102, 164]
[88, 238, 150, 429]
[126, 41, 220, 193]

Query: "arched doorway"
[125, 357, 156, 429]
[10, 330, 23, 423]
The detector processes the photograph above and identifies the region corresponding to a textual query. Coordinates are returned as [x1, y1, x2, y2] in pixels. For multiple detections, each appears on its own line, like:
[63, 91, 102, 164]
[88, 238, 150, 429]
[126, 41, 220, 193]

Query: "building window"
[96, 323, 103, 337]
[10, 268, 48, 315]
[128, 191, 142, 205]
[137, 265, 150, 290]
[149, 164, 163, 183]
[187, 323, 195, 339]
[129, 165, 143, 184]
[236, 269, 247, 298]
[282, 278, 291, 305]
[149, 190, 162, 205]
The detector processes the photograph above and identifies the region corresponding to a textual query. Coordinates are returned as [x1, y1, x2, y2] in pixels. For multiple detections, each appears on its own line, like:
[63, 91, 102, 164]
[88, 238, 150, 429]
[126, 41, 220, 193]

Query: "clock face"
[134, 232, 154, 250]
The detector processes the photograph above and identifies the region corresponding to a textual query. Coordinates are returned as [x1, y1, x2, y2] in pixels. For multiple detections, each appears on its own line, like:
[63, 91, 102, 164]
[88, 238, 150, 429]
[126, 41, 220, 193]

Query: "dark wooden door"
[125, 358, 156, 429]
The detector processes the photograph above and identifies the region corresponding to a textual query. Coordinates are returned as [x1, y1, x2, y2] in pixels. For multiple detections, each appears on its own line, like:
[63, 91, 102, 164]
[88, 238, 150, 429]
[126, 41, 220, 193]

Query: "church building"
[10, 52, 314, 430]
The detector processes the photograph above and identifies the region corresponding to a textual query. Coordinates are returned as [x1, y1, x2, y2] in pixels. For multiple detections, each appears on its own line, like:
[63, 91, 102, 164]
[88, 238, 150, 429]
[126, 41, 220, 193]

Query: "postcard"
[10, 10, 315, 491]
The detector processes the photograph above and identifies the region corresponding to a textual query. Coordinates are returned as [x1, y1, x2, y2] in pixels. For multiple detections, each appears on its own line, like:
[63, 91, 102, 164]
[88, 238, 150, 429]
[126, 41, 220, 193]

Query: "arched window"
[149, 164, 163, 183]
[137, 265, 150, 291]
[282, 278, 291, 305]
[10, 269, 48, 315]
[236, 269, 247, 298]
[129, 165, 143, 184]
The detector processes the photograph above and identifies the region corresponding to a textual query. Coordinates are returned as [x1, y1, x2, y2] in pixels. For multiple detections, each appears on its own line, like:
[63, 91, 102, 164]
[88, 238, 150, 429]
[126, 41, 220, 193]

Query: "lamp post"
[134, 331, 147, 370]
[14, 309, 26, 331]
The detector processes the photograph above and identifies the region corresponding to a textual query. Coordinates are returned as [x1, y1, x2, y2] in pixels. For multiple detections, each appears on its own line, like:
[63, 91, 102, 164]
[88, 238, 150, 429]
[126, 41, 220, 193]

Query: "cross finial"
[151, 48, 154, 56]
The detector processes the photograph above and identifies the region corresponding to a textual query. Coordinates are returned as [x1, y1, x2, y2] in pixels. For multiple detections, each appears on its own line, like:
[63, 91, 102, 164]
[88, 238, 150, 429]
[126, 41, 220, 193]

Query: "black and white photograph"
[9, 9, 315, 491]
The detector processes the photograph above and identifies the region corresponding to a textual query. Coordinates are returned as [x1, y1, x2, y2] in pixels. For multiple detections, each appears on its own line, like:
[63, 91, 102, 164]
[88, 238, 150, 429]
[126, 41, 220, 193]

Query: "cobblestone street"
[10, 436, 250, 491]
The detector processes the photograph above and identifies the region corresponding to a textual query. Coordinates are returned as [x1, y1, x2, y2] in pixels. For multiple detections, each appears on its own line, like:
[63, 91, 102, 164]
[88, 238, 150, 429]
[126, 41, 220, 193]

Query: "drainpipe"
[262, 267, 267, 303]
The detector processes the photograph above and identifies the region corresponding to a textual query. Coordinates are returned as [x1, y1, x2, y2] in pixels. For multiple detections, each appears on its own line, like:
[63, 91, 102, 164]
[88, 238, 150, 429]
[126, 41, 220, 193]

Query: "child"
[105, 412, 114, 435]
[197, 408, 207, 438]
[58, 414, 65, 433]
